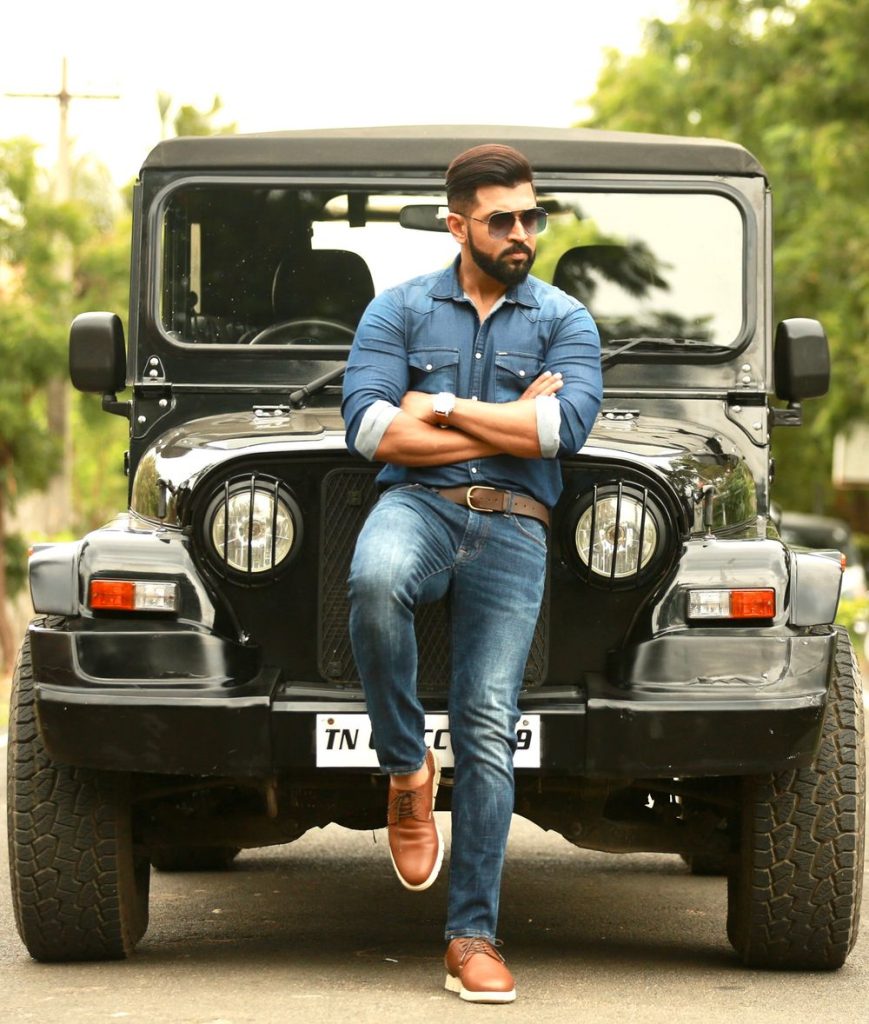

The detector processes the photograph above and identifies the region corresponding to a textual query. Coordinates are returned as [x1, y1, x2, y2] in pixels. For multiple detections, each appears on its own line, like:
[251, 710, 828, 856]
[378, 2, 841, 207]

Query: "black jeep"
[8, 126, 864, 968]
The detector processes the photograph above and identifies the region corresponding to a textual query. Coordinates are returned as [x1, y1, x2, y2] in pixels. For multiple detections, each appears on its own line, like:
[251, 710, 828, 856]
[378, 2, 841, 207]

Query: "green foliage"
[1, 138, 132, 540]
[835, 594, 869, 658]
[72, 393, 129, 532]
[584, 0, 869, 513]
[69, 186, 132, 530]
[4, 534, 27, 598]
[0, 141, 67, 499]
[158, 93, 238, 138]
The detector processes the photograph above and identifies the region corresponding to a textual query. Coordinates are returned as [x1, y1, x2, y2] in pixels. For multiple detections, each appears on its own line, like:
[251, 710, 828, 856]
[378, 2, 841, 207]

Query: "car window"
[158, 185, 745, 350]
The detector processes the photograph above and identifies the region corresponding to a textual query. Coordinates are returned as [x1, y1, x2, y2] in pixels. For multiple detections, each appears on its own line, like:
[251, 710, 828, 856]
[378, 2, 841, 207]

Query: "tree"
[70, 169, 132, 533]
[0, 94, 241, 669]
[158, 93, 237, 138]
[0, 139, 134, 669]
[0, 139, 73, 667]
[584, 0, 869, 513]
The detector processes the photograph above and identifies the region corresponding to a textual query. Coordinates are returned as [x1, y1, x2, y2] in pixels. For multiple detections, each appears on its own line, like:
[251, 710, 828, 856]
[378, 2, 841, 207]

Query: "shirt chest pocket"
[408, 348, 460, 395]
[494, 352, 543, 403]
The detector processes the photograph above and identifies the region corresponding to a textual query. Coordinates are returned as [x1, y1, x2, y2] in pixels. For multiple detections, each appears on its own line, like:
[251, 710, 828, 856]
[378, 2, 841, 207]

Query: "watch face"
[434, 393, 455, 416]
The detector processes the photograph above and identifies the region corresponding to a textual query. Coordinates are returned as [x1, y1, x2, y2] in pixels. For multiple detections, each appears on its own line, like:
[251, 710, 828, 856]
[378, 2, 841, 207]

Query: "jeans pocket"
[508, 513, 549, 551]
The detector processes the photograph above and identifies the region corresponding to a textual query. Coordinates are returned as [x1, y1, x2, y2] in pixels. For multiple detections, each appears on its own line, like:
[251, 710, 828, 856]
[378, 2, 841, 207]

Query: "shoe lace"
[455, 937, 505, 965]
[388, 789, 421, 823]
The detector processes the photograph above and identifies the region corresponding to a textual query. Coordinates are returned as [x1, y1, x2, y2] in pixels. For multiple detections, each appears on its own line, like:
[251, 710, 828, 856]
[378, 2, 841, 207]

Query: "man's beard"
[467, 233, 536, 287]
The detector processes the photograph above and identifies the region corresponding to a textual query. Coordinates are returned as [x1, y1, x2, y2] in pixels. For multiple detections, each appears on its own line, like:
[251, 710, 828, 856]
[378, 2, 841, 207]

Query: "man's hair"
[445, 144, 535, 213]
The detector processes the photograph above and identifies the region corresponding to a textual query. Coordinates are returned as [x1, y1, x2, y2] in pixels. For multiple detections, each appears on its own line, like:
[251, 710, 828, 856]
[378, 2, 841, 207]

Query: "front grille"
[318, 469, 549, 692]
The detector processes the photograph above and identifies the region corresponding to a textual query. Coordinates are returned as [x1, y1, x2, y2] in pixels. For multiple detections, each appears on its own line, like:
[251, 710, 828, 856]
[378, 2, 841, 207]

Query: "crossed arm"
[373, 371, 564, 466]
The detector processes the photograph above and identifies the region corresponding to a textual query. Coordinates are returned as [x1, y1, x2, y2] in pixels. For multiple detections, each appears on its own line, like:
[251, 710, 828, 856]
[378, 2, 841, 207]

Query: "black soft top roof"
[142, 124, 765, 179]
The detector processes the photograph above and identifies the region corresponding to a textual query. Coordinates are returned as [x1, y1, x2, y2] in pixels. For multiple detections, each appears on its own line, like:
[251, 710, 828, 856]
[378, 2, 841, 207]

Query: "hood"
[131, 408, 345, 523]
[131, 408, 757, 533]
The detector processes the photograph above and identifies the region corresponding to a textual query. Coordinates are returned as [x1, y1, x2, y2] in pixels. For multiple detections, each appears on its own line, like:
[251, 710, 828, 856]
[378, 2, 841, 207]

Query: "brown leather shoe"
[387, 749, 443, 891]
[444, 937, 516, 1003]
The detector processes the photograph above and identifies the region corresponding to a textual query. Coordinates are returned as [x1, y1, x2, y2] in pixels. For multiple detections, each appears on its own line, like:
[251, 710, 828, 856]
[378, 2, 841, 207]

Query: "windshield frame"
[139, 171, 758, 386]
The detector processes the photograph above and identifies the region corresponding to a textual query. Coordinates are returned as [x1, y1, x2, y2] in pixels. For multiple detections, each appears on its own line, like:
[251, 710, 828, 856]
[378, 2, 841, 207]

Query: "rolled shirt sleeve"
[353, 400, 401, 461]
[543, 303, 603, 455]
[535, 394, 562, 459]
[342, 289, 409, 456]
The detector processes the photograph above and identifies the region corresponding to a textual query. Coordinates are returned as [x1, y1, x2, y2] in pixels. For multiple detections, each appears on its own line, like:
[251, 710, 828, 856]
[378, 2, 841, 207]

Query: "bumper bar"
[29, 624, 833, 779]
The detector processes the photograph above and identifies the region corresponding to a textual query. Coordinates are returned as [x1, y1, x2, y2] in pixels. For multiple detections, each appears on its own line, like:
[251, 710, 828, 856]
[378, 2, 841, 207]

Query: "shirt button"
[475, 352, 482, 360]
[471, 467, 478, 474]
[519, 370, 526, 377]
[471, 395, 478, 401]
[426, 363, 433, 371]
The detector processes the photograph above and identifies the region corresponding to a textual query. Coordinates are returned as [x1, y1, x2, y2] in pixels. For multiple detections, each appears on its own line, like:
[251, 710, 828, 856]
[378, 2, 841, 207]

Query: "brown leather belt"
[435, 485, 550, 528]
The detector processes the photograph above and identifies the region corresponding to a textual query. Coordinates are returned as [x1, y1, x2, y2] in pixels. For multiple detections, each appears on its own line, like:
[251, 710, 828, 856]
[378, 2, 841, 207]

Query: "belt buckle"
[466, 485, 496, 512]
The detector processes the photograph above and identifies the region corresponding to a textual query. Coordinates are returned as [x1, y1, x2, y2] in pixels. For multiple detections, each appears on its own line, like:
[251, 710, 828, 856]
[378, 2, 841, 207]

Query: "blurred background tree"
[158, 92, 237, 138]
[0, 139, 76, 667]
[0, 95, 232, 670]
[584, 0, 869, 516]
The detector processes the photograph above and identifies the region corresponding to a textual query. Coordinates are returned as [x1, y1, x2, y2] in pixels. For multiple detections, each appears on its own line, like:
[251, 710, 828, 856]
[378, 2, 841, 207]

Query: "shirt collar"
[428, 255, 540, 309]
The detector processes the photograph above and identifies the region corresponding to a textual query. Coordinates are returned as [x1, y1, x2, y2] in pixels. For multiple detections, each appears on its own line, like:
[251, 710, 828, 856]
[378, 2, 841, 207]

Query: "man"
[341, 144, 602, 1002]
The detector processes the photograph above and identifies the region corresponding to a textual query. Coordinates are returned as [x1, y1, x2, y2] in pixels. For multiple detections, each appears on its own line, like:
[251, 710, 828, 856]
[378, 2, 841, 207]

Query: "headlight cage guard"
[199, 472, 303, 586]
[565, 480, 668, 589]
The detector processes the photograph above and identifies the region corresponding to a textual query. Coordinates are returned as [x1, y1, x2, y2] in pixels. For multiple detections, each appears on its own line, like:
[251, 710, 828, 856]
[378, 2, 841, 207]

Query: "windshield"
[159, 185, 745, 352]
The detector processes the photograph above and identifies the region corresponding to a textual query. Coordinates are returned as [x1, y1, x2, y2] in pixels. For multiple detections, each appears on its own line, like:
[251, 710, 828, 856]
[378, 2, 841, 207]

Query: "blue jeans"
[348, 484, 548, 942]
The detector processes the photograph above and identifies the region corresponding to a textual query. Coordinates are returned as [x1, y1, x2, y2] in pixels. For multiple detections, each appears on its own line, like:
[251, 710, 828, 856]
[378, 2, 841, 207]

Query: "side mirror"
[774, 318, 830, 402]
[69, 312, 130, 419]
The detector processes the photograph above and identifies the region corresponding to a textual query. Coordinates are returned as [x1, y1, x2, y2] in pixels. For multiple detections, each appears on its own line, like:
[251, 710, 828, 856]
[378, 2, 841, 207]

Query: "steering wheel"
[247, 318, 356, 345]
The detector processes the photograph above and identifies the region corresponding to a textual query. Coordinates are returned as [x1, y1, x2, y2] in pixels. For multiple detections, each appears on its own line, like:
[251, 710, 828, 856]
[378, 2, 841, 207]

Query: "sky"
[1, 0, 683, 185]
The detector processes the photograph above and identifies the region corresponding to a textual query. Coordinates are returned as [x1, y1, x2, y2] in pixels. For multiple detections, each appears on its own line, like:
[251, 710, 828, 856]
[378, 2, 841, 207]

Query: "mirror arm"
[102, 392, 132, 420]
[769, 401, 802, 428]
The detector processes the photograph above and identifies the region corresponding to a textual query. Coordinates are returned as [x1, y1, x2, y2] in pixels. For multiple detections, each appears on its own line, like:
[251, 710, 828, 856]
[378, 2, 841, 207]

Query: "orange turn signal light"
[89, 580, 136, 610]
[729, 589, 776, 618]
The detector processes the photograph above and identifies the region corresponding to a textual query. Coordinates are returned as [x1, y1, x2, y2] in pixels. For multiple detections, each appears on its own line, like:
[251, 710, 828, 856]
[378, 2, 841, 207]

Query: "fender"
[789, 549, 843, 626]
[29, 541, 85, 616]
[28, 514, 224, 630]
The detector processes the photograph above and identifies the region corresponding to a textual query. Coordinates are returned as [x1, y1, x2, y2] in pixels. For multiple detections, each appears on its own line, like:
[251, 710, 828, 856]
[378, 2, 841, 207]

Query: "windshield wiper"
[601, 337, 729, 369]
[288, 363, 347, 407]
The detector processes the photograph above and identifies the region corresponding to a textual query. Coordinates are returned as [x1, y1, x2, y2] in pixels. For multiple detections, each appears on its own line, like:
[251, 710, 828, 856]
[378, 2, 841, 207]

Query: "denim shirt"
[341, 258, 602, 508]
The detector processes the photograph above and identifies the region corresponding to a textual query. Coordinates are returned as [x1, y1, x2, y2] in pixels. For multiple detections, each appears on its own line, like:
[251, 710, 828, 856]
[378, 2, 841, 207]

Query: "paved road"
[2, 742, 867, 1024]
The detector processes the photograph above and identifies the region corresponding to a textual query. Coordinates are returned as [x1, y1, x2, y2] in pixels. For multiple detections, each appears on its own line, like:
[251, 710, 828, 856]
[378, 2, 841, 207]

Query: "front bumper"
[29, 622, 834, 779]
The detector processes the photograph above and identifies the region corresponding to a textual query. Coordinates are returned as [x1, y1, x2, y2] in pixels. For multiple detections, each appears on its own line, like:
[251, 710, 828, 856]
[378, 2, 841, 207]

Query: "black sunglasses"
[465, 207, 548, 240]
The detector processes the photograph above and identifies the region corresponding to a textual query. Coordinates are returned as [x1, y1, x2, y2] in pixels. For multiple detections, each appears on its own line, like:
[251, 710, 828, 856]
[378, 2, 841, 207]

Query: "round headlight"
[209, 479, 298, 574]
[575, 493, 658, 578]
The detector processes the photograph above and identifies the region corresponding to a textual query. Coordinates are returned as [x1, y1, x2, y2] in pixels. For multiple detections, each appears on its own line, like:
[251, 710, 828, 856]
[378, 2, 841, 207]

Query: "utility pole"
[6, 58, 119, 536]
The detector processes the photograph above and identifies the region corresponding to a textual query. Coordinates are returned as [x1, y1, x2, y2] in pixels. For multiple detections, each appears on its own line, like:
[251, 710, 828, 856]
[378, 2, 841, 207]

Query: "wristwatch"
[433, 392, 456, 427]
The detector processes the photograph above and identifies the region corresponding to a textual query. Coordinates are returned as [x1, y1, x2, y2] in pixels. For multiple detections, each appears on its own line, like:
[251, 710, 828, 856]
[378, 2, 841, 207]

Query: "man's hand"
[400, 390, 438, 424]
[520, 370, 563, 400]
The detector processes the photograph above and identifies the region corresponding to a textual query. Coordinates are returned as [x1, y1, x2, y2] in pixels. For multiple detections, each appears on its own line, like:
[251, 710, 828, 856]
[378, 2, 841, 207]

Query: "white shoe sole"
[444, 973, 517, 1003]
[389, 751, 443, 892]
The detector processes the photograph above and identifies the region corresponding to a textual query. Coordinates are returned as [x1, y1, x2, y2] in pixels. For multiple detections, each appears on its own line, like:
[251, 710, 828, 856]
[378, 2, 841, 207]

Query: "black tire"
[6, 622, 150, 961]
[150, 846, 240, 872]
[726, 625, 866, 969]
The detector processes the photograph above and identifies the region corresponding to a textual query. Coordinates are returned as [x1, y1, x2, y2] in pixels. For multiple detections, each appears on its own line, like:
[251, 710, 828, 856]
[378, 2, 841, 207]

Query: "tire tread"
[728, 625, 865, 969]
[6, 619, 148, 961]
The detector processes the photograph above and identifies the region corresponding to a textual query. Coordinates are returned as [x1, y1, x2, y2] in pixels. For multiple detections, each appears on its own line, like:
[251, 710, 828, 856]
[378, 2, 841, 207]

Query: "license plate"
[315, 713, 540, 768]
